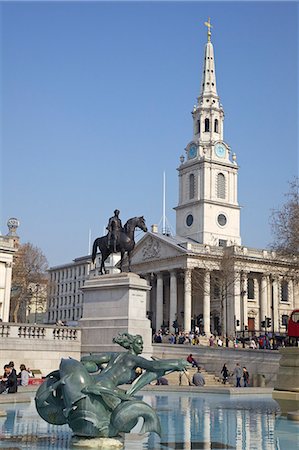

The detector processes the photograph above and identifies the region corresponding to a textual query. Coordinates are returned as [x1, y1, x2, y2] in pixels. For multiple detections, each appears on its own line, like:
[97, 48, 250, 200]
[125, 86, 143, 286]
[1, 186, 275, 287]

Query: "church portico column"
[234, 274, 241, 332]
[260, 275, 267, 327]
[241, 271, 248, 331]
[169, 270, 177, 333]
[271, 275, 279, 332]
[156, 273, 164, 332]
[145, 274, 151, 314]
[184, 269, 192, 332]
[203, 270, 210, 336]
[289, 279, 294, 309]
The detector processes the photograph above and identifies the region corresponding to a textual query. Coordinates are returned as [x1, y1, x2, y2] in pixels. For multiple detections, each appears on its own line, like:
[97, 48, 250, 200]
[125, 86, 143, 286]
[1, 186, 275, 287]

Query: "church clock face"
[188, 145, 197, 159]
[215, 143, 225, 158]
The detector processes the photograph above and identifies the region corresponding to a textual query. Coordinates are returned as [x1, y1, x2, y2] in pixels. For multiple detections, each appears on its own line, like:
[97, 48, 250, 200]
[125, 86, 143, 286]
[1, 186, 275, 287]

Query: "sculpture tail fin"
[110, 400, 161, 436]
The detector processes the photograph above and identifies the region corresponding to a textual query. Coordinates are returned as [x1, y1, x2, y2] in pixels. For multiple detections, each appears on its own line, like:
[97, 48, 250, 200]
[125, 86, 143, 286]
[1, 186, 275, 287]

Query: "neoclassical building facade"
[123, 233, 298, 337]
[121, 22, 298, 337]
[46, 21, 298, 337]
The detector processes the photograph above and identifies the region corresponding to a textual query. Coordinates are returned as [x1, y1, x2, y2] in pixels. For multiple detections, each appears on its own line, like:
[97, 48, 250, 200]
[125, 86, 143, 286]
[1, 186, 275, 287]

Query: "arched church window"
[205, 118, 210, 132]
[214, 119, 219, 133]
[217, 173, 226, 199]
[189, 174, 195, 199]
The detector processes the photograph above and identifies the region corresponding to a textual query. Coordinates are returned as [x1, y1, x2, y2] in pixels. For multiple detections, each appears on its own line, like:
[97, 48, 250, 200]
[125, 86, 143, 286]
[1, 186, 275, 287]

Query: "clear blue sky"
[1, 1, 298, 267]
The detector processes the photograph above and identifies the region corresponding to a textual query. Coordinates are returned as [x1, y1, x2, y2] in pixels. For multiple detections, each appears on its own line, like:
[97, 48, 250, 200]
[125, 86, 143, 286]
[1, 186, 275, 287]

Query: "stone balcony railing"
[0, 322, 82, 376]
[0, 322, 80, 340]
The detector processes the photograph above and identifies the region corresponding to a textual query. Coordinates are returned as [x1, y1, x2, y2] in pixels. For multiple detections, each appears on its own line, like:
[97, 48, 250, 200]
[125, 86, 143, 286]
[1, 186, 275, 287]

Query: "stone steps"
[163, 367, 234, 387]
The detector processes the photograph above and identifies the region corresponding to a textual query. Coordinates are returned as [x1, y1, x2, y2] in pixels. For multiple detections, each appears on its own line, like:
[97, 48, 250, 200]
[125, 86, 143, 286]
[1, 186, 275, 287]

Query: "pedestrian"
[233, 363, 242, 387]
[192, 367, 205, 386]
[221, 363, 229, 384]
[249, 339, 257, 349]
[18, 364, 29, 386]
[243, 367, 249, 387]
[187, 354, 199, 367]
[217, 337, 223, 347]
[0, 364, 18, 394]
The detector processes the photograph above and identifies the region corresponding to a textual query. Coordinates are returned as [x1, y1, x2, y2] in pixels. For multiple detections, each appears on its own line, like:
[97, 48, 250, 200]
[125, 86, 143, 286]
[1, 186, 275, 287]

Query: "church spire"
[200, 18, 218, 97]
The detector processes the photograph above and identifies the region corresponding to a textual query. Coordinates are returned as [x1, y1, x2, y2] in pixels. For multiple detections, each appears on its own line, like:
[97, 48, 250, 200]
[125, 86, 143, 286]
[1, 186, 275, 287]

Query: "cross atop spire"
[204, 17, 213, 42]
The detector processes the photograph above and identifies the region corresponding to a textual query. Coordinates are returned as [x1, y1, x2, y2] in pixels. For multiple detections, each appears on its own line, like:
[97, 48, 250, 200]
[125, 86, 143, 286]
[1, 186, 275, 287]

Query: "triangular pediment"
[123, 232, 189, 267]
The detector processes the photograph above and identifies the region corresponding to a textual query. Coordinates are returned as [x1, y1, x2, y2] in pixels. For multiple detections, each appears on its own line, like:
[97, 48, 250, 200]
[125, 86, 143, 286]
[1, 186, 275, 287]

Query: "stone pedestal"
[80, 273, 153, 357]
[272, 347, 299, 416]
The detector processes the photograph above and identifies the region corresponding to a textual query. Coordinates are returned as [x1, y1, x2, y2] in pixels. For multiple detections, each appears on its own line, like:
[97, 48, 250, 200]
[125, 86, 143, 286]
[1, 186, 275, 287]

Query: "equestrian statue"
[92, 210, 147, 274]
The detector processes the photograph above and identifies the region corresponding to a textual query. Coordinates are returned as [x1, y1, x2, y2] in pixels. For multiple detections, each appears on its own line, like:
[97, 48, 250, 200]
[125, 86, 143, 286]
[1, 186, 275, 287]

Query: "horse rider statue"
[106, 209, 123, 252]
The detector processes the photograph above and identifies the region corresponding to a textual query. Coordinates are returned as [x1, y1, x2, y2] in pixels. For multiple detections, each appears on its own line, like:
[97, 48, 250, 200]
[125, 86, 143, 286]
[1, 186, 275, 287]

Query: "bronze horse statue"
[92, 216, 147, 274]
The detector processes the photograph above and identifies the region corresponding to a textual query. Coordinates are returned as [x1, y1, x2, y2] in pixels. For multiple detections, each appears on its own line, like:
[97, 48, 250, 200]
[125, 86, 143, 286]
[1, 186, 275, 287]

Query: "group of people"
[221, 362, 249, 387]
[0, 361, 33, 394]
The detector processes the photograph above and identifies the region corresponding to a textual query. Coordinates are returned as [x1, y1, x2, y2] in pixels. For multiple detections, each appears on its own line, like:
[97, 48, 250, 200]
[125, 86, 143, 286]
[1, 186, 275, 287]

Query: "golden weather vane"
[204, 17, 213, 42]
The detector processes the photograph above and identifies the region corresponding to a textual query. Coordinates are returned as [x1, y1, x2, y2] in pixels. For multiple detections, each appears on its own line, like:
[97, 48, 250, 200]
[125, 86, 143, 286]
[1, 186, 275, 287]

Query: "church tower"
[175, 19, 241, 247]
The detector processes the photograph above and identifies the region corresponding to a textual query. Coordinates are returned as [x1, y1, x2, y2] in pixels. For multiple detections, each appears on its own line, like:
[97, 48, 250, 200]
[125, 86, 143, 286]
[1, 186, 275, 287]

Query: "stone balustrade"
[0, 322, 81, 376]
[0, 323, 80, 340]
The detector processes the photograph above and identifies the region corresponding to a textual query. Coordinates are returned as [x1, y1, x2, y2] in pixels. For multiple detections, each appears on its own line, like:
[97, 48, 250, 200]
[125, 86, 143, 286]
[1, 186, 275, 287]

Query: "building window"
[282, 314, 289, 326]
[189, 174, 195, 199]
[214, 119, 219, 133]
[247, 278, 255, 299]
[186, 214, 193, 227]
[217, 173, 226, 199]
[217, 214, 227, 227]
[281, 280, 289, 302]
[218, 239, 227, 247]
[205, 118, 210, 132]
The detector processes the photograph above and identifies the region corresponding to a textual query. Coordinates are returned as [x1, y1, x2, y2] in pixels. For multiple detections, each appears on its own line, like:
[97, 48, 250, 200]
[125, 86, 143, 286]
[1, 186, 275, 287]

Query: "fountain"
[34, 333, 188, 447]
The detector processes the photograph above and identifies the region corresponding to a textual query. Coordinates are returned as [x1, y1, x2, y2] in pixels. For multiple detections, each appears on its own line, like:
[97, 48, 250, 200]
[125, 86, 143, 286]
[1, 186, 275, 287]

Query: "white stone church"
[48, 22, 298, 338]
[120, 22, 298, 338]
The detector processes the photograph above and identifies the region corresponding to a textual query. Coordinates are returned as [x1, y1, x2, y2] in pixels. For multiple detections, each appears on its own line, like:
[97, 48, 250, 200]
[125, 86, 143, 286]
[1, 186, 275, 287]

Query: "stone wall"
[0, 323, 81, 376]
[152, 344, 282, 386]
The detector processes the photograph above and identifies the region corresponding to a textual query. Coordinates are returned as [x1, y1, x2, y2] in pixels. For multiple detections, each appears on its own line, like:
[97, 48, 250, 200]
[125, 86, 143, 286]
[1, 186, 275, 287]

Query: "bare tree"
[10, 243, 48, 323]
[270, 178, 299, 258]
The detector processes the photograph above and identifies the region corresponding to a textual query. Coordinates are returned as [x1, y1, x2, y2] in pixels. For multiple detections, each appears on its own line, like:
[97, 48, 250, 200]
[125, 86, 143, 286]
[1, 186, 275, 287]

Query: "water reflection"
[0, 393, 298, 450]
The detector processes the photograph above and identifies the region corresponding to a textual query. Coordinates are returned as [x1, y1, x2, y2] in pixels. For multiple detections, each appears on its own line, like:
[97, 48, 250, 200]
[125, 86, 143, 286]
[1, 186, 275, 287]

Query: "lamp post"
[34, 283, 40, 324]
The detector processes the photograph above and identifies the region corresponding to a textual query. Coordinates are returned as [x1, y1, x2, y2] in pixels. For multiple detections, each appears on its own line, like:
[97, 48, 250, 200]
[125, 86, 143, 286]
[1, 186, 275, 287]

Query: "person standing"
[243, 367, 249, 387]
[221, 363, 229, 384]
[233, 363, 242, 387]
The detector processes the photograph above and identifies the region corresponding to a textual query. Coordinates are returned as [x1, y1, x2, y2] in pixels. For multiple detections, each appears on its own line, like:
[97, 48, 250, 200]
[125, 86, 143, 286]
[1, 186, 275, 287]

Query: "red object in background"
[287, 309, 299, 338]
[28, 378, 44, 385]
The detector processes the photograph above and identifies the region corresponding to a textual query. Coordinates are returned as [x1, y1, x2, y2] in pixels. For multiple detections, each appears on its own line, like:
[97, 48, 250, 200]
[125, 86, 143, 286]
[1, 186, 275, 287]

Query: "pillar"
[260, 275, 267, 328]
[184, 269, 192, 332]
[241, 271, 248, 330]
[203, 270, 210, 336]
[145, 274, 151, 314]
[169, 270, 177, 333]
[272, 276, 279, 332]
[156, 273, 163, 332]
